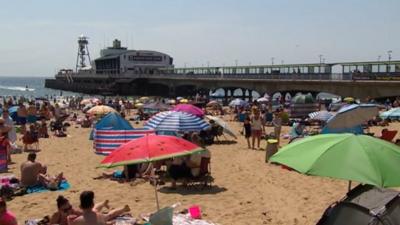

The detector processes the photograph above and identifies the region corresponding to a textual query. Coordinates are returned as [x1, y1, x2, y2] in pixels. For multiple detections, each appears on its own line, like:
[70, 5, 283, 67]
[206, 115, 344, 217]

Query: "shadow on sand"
[158, 185, 227, 196]
[213, 140, 237, 145]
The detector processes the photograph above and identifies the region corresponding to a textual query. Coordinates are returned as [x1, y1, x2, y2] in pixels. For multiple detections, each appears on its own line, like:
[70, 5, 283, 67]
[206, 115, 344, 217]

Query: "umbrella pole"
[348, 181, 352, 191]
[152, 169, 160, 211]
[154, 179, 160, 211]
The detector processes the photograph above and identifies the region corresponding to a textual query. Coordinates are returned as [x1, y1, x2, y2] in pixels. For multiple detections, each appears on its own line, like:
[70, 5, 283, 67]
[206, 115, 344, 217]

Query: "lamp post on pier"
[387, 50, 393, 73]
[271, 57, 275, 65]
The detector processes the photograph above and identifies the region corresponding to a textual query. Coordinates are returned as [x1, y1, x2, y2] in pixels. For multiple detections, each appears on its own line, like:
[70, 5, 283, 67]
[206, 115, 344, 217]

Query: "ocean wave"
[0, 85, 35, 92]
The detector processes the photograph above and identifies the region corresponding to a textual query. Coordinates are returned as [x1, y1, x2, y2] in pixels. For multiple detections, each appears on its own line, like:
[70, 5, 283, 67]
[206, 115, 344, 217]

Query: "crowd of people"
[1, 94, 400, 224]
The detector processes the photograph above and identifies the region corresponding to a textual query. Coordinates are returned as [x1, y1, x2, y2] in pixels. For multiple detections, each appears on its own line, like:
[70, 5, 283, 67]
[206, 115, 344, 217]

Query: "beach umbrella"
[343, 97, 355, 103]
[80, 99, 92, 105]
[380, 107, 400, 120]
[144, 111, 210, 132]
[179, 98, 189, 103]
[229, 98, 248, 107]
[308, 110, 334, 122]
[87, 105, 116, 116]
[257, 97, 269, 103]
[172, 104, 204, 117]
[139, 96, 150, 102]
[205, 115, 237, 139]
[324, 104, 378, 130]
[167, 99, 176, 104]
[206, 100, 221, 108]
[99, 135, 205, 168]
[100, 134, 205, 210]
[8, 106, 18, 114]
[270, 133, 400, 189]
[135, 103, 144, 108]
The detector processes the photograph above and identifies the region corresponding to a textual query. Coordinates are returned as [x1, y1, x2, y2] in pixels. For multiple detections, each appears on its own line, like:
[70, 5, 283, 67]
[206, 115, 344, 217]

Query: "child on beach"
[241, 116, 252, 148]
[0, 197, 17, 225]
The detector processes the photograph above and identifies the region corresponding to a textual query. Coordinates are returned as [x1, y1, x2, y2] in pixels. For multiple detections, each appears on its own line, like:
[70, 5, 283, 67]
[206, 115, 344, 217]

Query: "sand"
[5, 116, 400, 225]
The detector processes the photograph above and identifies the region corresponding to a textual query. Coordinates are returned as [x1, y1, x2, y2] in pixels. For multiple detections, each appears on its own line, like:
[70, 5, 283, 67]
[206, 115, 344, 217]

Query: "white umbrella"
[205, 115, 237, 139]
[257, 97, 269, 103]
[325, 104, 378, 129]
[229, 98, 248, 107]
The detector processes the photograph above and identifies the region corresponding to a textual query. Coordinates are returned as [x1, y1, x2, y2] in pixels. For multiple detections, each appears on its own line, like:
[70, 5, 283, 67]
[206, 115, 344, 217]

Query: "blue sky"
[0, 0, 399, 76]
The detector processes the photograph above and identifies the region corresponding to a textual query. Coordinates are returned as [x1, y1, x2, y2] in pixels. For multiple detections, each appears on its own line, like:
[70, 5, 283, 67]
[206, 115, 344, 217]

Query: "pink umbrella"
[173, 104, 204, 117]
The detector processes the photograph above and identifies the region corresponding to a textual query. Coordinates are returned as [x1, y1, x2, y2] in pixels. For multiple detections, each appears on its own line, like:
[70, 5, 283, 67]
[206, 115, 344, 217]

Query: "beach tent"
[317, 184, 400, 225]
[289, 94, 319, 118]
[92, 112, 155, 155]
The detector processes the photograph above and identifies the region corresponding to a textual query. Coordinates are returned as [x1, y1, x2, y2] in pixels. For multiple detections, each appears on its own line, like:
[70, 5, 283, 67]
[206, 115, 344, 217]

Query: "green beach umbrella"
[270, 133, 400, 188]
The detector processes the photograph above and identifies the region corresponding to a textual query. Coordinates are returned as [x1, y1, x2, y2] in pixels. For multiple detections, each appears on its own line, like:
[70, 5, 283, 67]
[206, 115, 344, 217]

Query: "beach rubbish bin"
[265, 139, 278, 163]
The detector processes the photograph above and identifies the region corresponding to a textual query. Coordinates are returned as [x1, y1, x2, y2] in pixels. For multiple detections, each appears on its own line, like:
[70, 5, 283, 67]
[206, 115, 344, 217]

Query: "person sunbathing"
[38, 171, 64, 190]
[69, 191, 130, 225]
[50, 195, 111, 225]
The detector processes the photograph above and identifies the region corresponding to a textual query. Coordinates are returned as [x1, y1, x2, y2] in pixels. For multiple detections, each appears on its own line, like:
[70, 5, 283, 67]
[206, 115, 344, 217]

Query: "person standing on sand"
[70, 191, 130, 225]
[272, 109, 283, 144]
[0, 197, 17, 225]
[250, 110, 264, 150]
[241, 116, 252, 149]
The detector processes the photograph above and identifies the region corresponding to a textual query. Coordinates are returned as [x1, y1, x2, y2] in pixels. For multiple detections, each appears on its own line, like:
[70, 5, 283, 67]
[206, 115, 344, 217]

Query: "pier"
[45, 59, 400, 100]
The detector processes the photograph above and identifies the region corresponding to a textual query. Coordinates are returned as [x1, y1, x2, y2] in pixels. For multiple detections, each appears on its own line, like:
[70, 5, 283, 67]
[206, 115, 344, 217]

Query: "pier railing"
[55, 71, 400, 82]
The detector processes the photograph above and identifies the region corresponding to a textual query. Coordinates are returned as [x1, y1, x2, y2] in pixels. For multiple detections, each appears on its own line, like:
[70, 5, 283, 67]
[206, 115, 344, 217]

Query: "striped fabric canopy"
[308, 110, 334, 121]
[94, 129, 155, 155]
[144, 111, 210, 132]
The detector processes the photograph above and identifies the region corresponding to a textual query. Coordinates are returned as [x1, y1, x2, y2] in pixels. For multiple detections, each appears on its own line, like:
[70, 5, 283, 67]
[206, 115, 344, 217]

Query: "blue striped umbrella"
[144, 111, 210, 132]
[308, 110, 334, 122]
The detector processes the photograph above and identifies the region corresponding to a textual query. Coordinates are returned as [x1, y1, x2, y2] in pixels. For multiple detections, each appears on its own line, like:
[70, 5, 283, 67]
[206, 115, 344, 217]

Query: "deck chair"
[380, 130, 397, 142]
[186, 157, 214, 189]
[22, 131, 39, 151]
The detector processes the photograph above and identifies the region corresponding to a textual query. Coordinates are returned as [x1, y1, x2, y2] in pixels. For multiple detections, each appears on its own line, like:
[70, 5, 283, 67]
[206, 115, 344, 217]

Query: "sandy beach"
[5, 117, 400, 225]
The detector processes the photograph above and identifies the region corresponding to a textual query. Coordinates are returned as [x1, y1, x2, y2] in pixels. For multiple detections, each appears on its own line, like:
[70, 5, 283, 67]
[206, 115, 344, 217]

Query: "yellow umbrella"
[135, 99, 141, 103]
[343, 97, 355, 103]
[135, 103, 144, 108]
[139, 96, 150, 102]
[87, 105, 116, 115]
[180, 98, 189, 103]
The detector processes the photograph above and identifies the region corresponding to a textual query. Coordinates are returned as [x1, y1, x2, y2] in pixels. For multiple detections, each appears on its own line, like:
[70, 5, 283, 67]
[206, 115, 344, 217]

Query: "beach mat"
[26, 180, 70, 194]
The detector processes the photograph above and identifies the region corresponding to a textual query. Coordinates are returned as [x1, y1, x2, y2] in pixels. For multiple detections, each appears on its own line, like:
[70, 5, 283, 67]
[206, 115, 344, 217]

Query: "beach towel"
[173, 214, 219, 225]
[26, 180, 70, 194]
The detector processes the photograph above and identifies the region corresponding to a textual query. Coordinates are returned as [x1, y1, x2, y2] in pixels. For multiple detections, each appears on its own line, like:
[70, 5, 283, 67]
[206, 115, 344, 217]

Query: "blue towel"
[113, 170, 124, 179]
[26, 180, 71, 194]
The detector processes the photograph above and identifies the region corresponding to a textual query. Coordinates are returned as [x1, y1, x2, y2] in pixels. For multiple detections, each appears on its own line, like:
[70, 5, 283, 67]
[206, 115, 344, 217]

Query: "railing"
[54, 71, 400, 82]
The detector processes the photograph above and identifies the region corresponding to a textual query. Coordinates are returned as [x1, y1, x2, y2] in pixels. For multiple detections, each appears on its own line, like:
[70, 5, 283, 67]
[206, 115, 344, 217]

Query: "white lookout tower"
[76, 35, 91, 72]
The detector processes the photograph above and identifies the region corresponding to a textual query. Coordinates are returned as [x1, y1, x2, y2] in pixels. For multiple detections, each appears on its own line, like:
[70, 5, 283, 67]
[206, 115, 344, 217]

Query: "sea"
[0, 76, 81, 97]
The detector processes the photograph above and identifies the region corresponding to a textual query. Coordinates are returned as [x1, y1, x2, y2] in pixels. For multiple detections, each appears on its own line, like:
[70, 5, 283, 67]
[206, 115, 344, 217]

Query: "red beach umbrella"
[173, 104, 204, 117]
[99, 135, 205, 168]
